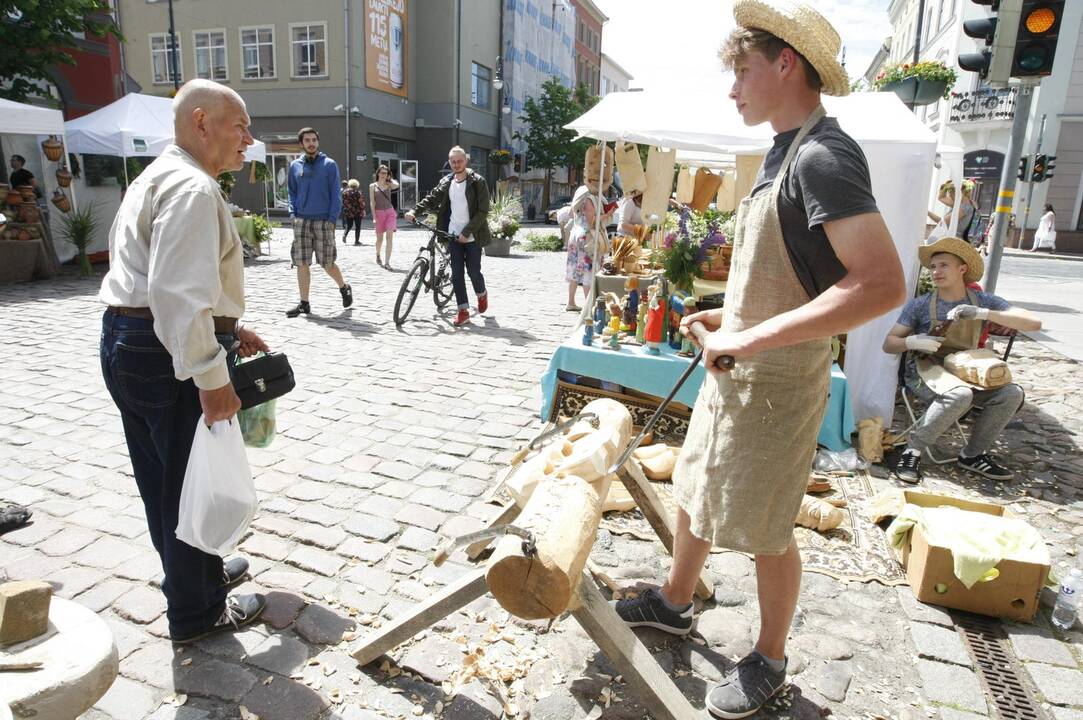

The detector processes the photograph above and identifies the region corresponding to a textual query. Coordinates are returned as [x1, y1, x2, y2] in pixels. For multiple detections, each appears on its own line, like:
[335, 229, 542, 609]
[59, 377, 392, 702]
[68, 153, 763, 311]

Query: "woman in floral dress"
[565, 185, 607, 311]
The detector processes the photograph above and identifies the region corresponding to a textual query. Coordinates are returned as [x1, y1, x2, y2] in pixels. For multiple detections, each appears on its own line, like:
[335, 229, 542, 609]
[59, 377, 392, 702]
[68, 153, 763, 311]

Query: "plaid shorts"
[291, 218, 337, 267]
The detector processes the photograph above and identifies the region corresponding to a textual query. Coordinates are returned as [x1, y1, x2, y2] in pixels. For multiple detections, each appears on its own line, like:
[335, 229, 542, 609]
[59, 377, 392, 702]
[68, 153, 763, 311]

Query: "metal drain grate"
[952, 611, 1047, 720]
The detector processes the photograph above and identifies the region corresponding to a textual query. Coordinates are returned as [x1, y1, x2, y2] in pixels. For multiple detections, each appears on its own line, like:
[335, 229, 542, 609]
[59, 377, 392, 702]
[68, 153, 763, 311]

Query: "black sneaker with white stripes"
[610, 587, 694, 636]
[171, 593, 266, 645]
[893, 449, 922, 484]
[957, 453, 1012, 480]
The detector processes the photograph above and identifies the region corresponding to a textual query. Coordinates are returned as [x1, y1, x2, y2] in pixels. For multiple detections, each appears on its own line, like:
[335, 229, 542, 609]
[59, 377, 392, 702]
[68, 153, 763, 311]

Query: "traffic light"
[1018, 155, 1031, 181]
[1044, 155, 1056, 181]
[1011, 1, 1064, 78]
[959, 0, 1022, 86]
[1031, 154, 1047, 182]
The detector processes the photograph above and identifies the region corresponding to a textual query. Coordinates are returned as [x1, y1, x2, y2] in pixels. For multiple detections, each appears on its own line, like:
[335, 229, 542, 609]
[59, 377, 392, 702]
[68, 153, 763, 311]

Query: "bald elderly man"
[99, 79, 267, 642]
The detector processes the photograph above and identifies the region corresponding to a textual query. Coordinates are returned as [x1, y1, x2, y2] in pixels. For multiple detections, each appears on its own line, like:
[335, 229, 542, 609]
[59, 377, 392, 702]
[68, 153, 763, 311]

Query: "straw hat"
[572, 185, 600, 213]
[920, 237, 985, 284]
[732, 0, 851, 97]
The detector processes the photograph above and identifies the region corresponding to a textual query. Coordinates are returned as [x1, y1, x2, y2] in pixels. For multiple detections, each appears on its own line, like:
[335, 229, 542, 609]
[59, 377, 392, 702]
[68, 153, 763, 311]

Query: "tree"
[0, 1, 121, 104]
[514, 77, 598, 212]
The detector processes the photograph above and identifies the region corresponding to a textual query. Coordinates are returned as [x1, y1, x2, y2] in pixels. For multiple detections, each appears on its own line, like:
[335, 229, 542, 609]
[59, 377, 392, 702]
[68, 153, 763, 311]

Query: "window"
[290, 23, 327, 77]
[471, 62, 491, 108]
[150, 33, 182, 84]
[469, 146, 488, 177]
[194, 30, 227, 81]
[240, 26, 275, 79]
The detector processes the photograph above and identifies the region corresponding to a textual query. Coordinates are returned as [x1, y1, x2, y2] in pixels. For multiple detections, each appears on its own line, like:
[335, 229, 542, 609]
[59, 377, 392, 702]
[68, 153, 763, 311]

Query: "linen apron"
[914, 289, 985, 395]
[672, 107, 833, 555]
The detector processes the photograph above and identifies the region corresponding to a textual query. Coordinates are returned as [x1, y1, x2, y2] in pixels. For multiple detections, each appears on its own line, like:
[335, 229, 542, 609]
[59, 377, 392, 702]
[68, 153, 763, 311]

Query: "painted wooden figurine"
[668, 293, 687, 350]
[621, 276, 640, 332]
[582, 319, 594, 346]
[635, 300, 648, 344]
[593, 297, 607, 336]
[644, 282, 665, 354]
[678, 296, 698, 356]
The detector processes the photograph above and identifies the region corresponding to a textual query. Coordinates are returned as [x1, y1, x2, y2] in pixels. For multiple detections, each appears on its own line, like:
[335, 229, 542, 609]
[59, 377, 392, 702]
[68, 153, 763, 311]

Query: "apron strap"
[771, 105, 827, 194]
[928, 290, 939, 325]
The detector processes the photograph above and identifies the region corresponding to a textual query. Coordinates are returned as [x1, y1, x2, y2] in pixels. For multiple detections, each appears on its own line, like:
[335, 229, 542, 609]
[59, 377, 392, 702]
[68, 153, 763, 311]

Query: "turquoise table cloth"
[539, 332, 854, 451]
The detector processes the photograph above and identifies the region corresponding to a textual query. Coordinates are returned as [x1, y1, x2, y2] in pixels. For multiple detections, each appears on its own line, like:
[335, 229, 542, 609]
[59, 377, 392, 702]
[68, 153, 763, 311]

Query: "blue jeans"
[99, 310, 234, 638]
[448, 240, 487, 310]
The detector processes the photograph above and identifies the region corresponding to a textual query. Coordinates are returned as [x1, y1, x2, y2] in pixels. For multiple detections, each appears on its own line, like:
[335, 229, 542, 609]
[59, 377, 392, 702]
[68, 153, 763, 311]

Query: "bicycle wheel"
[393, 257, 428, 325]
[433, 254, 454, 310]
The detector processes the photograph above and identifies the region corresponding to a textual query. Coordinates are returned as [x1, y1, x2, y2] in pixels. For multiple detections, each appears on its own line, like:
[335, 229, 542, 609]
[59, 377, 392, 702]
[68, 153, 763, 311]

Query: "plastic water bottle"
[1052, 568, 1083, 630]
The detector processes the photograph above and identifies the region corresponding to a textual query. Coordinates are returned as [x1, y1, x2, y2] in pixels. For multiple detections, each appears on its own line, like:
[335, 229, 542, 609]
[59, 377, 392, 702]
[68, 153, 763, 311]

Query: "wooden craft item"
[641, 147, 676, 224]
[690, 168, 723, 212]
[943, 349, 1011, 388]
[857, 417, 884, 463]
[715, 170, 737, 212]
[675, 166, 694, 204]
[584, 144, 615, 194]
[633, 443, 677, 481]
[795, 495, 844, 532]
[615, 141, 647, 195]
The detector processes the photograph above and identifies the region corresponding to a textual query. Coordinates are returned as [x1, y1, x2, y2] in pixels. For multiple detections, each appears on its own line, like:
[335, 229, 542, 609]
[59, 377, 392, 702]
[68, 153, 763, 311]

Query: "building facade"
[883, 0, 1083, 250]
[116, 0, 501, 212]
[600, 53, 633, 96]
[570, 0, 605, 95]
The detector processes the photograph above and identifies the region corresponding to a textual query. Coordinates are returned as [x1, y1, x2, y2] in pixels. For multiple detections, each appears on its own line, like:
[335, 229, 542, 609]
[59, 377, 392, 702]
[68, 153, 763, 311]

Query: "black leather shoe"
[222, 557, 250, 589]
[340, 283, 354, 308]
[171, 593, 267, 645]
[285, 300, 311, 318]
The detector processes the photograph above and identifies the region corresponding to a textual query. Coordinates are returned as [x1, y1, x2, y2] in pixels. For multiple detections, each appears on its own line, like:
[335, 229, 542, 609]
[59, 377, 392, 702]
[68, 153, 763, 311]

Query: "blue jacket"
[288, 153, 341, 221]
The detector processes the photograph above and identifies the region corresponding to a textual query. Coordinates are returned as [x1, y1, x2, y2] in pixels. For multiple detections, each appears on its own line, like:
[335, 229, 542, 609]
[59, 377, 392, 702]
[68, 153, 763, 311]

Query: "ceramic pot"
[19, 205, 40, 223]
[42, 136, 64, 162]
[5, 190, 22, 207]
[17, 230, 30, 241]
[56, 167, 72, 187]
[17, 186, 35, 202]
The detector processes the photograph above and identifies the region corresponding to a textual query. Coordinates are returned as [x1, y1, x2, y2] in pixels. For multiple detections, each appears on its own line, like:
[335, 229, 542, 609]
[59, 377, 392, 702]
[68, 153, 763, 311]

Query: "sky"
[595, 0, 893, 95]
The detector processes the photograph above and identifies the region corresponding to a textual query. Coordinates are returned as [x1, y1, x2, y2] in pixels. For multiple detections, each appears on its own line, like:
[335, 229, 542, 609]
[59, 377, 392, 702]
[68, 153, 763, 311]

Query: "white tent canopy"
[565, 90, 939, 424]
[65, 93, 265, 163]
[0, 98, 66, 136]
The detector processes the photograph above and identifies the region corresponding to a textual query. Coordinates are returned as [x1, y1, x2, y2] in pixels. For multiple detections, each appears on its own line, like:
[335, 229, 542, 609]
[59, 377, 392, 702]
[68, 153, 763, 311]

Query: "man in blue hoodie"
[286, 127, 353, 317]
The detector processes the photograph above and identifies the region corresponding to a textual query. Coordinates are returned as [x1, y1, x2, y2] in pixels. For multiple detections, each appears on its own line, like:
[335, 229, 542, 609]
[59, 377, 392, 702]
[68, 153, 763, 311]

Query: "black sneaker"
[222, 557, 250, 589]
[285, 301, 311, 318]
[171, 593, 267, 645]
[340, 283, 354, 308]
[893, 449, 922, 484]
[957, 453, 1012, 480]
[610, 587, 694, 636]
[706, 652, 787, 719]
[0, 502, 32, 535]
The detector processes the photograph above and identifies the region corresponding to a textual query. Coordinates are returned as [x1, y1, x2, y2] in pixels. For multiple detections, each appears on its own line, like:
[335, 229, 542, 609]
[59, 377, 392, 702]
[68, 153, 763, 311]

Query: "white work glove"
[947, 304, 990, 321]
[905, 334, 944, 353]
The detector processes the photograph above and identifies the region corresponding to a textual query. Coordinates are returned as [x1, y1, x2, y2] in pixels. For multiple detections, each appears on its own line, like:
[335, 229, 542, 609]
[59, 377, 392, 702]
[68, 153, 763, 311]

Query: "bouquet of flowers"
[653, 208, 729, 291]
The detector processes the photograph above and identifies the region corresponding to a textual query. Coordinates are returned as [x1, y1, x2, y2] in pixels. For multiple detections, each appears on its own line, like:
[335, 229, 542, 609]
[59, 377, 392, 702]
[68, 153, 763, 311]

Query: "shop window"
[472, 62, 491, 109]
[150, 32, 182, 84]
[241, 26, 276, 79]
[194, 29, 227, 81]
[469, 146, 489, 177]
[290, 23, 327, 78]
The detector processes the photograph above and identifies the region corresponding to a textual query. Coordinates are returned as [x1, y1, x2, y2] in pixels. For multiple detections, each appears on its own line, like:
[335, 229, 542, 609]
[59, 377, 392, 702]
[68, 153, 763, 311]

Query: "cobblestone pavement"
[0, 226, 1081, 720]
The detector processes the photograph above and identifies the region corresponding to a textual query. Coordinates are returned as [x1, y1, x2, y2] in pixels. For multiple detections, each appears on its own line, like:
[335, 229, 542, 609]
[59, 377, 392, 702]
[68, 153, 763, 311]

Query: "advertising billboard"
[365, 0, 408, 97]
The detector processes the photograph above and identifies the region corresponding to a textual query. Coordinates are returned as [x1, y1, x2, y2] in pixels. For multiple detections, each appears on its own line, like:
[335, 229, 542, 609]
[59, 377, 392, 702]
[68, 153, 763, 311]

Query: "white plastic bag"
[176, 416, 257, 556]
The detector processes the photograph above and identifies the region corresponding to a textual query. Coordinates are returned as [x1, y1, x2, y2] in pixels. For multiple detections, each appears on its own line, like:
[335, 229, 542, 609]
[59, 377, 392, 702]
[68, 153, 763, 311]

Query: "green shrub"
[524, 232, 564, 252]
[250, 215, 273, 245]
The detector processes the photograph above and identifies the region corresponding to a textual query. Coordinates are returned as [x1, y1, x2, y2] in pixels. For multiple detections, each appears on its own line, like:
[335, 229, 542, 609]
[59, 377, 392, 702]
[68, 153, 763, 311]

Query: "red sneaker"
[477, 294, 489, 314]
[453, 309, 470, 326]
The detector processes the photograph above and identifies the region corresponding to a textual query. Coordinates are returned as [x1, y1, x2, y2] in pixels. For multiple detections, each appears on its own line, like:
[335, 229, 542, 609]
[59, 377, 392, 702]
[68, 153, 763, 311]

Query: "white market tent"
[65, 93, 266, 163]
[0, 97, 67, 136]
[566, 90, 939, 425]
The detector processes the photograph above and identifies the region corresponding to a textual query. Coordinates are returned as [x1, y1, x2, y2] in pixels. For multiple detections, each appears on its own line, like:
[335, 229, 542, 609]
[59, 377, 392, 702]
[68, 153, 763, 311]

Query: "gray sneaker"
[610, 587, 694, 636]
[706, 652, 787, 719]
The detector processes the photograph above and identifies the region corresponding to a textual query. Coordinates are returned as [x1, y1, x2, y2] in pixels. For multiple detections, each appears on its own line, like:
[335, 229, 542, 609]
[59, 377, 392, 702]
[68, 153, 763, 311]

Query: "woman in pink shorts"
[369, 165, 400, 269]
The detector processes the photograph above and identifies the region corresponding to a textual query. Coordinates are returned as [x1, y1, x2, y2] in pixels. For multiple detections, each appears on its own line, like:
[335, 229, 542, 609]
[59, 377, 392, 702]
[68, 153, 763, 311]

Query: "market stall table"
[540, 332, 854, 451]
[233, 215, 265, 256]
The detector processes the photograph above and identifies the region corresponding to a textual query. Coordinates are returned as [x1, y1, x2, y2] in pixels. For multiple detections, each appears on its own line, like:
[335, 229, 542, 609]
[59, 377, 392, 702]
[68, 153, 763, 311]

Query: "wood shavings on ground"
[239, 707, 259, 720]
[161, 694, 187, 707]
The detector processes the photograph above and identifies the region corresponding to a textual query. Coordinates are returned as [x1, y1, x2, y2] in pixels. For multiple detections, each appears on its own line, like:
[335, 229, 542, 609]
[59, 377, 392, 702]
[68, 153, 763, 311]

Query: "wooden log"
[486, 472, 613, 620]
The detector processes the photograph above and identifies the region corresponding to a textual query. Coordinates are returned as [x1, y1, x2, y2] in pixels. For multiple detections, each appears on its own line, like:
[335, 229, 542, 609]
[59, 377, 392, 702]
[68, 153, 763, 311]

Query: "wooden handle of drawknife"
[688, 321, 736, 371]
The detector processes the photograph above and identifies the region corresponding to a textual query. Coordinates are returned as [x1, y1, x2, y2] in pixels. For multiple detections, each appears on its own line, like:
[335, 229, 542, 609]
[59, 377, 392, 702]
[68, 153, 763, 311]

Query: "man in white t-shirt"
[406, 146, 492, 326]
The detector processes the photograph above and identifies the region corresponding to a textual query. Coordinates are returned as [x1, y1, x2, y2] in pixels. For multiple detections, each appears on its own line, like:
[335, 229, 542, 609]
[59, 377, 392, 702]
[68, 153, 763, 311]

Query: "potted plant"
[490, 149, 513, 179]
[60, 202, 99, 278]
[485, 190, 522, 257]
[873, 61, 957, 106]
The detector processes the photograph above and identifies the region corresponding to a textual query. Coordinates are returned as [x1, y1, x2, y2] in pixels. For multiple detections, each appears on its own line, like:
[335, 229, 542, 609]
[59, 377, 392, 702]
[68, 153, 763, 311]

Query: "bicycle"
[393, 220, 456, 325]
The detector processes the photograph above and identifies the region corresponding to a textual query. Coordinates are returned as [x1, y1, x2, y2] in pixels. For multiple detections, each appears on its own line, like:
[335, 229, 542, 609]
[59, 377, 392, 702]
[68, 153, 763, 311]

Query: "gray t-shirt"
[752, 117, 879, 299]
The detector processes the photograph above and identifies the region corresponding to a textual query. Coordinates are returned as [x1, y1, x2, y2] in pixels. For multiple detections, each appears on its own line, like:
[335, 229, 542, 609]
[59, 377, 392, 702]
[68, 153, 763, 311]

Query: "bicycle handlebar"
[410, 219, 457, 243]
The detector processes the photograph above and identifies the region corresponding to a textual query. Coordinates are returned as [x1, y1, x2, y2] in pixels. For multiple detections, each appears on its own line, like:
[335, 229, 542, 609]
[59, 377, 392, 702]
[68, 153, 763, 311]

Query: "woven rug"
[600, 470, 907, 586]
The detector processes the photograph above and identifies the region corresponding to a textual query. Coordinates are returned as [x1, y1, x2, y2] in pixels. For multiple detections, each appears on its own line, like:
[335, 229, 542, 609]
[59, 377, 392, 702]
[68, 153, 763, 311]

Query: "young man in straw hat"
[612, 2, 907, 716]
[884, 237, 1040, 484]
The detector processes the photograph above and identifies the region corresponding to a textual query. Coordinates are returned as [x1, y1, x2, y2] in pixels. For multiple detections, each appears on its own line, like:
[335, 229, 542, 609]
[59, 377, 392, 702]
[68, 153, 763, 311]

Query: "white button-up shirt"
[99, 144, 244, 391]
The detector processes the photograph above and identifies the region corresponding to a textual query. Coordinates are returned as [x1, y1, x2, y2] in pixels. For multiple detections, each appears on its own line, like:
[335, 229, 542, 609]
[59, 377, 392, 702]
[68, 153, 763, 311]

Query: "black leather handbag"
[232, 352, 295, 410]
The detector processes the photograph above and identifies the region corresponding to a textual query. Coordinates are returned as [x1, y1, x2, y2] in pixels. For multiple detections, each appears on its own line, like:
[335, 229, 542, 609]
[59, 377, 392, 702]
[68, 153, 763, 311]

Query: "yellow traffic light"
[1024, 7, 1056, 33]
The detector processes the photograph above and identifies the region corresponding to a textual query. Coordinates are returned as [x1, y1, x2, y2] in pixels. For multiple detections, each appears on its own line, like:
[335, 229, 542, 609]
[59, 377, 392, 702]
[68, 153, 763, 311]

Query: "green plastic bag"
[237, 399, 276, 448]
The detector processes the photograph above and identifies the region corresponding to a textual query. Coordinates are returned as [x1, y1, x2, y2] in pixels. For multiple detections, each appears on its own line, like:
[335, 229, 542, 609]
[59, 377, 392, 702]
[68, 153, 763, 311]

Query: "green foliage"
[0, 1, 122, 103]
[60, 202, 100, 277]
[652, 237, 702, 293]
[523, 232, 564, 252]
[250, 215, 273, 245]
[514, 77, 596, 178]
[251, 161, 272, 183]
[488, 191, 523, 241]
[873, 61, 957, 99]
[490, 149, 513, 166]
[217, 171, 236, 198]
[916, 267, 934, 297]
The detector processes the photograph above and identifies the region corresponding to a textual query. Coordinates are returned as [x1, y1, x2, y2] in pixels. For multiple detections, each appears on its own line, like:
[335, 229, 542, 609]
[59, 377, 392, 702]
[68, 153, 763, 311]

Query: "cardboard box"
[897, 491, 1049, 622]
